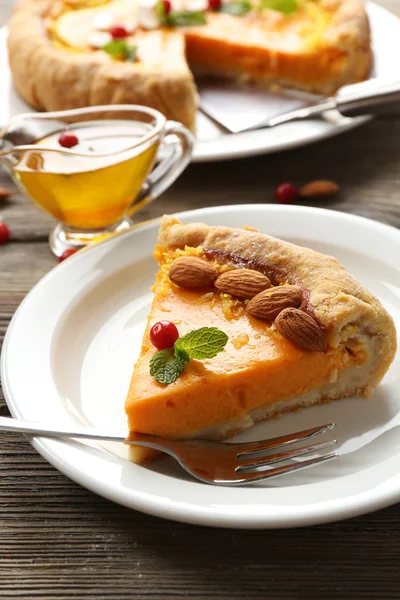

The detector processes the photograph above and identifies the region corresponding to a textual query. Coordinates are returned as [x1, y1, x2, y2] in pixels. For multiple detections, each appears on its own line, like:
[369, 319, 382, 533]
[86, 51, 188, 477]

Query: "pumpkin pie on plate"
[125, 216, 396, 463]
[8, 0, 371, 130]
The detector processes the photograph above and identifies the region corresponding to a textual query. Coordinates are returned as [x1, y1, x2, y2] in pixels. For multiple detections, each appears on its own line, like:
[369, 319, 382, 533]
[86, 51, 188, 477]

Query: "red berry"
[59, 249, 78, 262]
[150, 320, 179, 350]
[274, 182, 298, 205]
[163, 0, 172, 14]
[0, 221, 10, 244]
[58, 133, 79, 149]
[208, 0, 221, 10]
[110, 24, 129, 38]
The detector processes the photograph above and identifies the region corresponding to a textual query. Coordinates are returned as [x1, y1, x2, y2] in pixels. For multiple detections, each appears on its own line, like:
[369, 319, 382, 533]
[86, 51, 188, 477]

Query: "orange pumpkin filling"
[125, 246, 353, 441]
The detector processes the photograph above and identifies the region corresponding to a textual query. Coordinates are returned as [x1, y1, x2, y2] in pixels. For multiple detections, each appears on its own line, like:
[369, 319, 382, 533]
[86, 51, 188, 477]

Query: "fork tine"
[236, 423, 336, 458]
[236, 439, 337, 472]
[233, 453, 338, 485]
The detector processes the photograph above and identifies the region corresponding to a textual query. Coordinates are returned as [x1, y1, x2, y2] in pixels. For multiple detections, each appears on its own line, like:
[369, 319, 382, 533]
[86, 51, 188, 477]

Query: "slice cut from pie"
[125, 216, 396, 463]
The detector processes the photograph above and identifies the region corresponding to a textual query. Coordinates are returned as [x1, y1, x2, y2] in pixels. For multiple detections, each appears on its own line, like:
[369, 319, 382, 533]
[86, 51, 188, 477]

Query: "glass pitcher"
[0, 105, 193, 256]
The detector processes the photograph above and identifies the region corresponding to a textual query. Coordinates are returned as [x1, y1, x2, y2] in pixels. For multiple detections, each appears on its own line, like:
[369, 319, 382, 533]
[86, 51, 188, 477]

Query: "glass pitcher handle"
[133, 121, 194, 209]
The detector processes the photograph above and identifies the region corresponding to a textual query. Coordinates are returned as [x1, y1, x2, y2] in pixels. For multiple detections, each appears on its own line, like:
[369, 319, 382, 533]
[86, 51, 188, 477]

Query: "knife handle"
[336, 79, 400, 118]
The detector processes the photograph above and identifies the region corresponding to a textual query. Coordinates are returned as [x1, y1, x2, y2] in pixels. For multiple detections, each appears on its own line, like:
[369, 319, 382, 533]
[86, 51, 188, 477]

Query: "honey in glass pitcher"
[0, 105, 193, 256]
[13, 121, 159, 231]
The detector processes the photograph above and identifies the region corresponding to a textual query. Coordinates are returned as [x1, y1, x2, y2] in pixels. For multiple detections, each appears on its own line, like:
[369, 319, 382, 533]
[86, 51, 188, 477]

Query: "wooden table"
[1, 2, 400, 598]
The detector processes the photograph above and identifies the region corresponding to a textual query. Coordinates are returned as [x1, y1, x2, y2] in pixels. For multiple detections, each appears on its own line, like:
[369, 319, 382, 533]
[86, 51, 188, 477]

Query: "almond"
[247, 285, 303, 321]
[275, 307, 327, 352]
[214, 269, 271, 299]
[300, 180, 339, 199]
[0, 187, 12, 200]
[169, 256, 218, 289]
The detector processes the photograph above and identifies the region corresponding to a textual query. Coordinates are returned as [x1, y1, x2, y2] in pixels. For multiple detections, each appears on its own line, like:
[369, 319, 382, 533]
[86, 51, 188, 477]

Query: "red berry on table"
[208, 0, 221, 10]
[58, 133, 79, 149]
[150, 320, 179, 350]
[163, 0, 172, 14]
[274, 182, 298, 205]
[0, 221, 10, 244]
[110, 24, 129, 38]
[59, 249, 78, 262]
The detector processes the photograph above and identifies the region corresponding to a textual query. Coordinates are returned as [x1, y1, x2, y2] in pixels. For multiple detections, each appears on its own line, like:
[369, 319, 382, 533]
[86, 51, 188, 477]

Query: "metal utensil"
[199, 78, 400, 133]
[0, 416, 337, 486]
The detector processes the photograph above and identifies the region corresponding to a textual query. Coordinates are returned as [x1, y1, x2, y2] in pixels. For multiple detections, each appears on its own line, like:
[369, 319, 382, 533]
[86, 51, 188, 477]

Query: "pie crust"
[125, 216, 396, 462]
[7, 0, 371, 130]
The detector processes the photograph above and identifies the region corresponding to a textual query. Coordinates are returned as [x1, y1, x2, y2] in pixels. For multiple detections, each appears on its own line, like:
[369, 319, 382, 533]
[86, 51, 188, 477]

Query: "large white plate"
[2, 204, 400, 528]
[1, 2, 400, 162]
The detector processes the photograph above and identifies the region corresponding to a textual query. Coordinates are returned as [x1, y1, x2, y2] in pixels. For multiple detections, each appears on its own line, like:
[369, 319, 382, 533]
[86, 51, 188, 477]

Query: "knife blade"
[198, 78, 323, 133]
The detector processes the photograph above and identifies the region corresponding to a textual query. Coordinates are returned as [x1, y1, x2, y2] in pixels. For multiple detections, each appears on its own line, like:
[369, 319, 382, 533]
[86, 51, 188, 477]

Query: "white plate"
[2, 204, 400, 529]
[1, 2, 400, 162]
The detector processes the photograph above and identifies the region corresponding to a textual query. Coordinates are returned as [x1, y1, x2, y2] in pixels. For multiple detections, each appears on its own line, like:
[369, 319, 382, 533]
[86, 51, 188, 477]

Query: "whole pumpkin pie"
[125, 216, 396, 463]
[8, 0, 371, 130]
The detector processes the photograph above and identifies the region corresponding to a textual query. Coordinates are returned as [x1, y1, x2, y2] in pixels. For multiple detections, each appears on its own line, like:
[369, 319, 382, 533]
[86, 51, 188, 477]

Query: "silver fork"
[0, 417, 337, 486]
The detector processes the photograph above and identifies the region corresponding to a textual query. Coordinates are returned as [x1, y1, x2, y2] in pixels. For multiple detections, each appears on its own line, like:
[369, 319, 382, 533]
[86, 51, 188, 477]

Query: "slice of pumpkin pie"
[125, 216, 396, 463]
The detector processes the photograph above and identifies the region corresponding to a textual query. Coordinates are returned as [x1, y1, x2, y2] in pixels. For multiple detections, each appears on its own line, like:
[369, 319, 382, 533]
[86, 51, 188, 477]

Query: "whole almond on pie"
[214, 269, 271, 299]
[169, 256, 218, 289]
[300, 180, 339, 199]
[275, 307, 327, 352]
[247, 286, 303, 321]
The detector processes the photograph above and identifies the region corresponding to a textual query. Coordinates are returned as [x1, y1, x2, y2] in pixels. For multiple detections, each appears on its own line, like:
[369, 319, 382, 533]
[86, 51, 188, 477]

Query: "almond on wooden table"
[0, 187, 12, 200]
[275, 307, 327, 352]
[169, 256, 218, 289]
[215, 269, 271, 299]
[300, 180, 339, 199]
[247, 286, 303, 321]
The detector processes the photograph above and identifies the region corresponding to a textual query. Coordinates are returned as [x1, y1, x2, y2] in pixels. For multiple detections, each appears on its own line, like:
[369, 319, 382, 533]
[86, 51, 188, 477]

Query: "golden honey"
[14, 121, 159, 230]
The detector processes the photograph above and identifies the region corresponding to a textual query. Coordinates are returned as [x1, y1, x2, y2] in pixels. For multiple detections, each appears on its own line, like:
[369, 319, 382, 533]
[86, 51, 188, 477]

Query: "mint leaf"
[220, 1, 252, 15]
[166, 10, 207, 27]
[102, 40, 137, 62]
[174, 344, 190, 364]
[155, 3, 207, 27]
[156, 0, 167, 19]
[259, 0, 297, 14]
[175, 327, 228, 360]
[124, 44, 137, 62]
[150, 349, 187, 385]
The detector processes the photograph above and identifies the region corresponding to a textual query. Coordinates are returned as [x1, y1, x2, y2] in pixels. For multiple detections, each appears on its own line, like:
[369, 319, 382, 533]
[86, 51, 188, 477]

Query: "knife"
[198, 78, 400, 133]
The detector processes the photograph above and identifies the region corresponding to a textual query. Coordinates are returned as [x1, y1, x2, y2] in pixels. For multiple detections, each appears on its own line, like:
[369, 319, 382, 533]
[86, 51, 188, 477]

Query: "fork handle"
[0, 415, 128, 442]
[0, 416, 186, 456]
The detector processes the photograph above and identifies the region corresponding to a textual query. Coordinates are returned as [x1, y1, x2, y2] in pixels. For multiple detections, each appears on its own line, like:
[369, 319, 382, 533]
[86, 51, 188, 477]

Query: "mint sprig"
[220, 1, 252, 16]
[175, 327, 229, 359]
[156, 3, 207, 27]
[156, 0, 168, 20]
[150, 327, 228, 385]
[150, 348, 189, 385]
[167, 10, 207, 26]
[102, 40, 137, 62]
[259, 0, 297, 14]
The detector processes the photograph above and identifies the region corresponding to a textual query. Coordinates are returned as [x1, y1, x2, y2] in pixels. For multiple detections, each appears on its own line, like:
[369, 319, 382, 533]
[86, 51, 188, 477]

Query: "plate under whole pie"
[7, 0, 372, 130]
